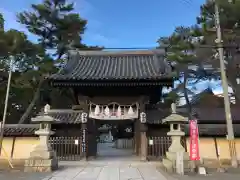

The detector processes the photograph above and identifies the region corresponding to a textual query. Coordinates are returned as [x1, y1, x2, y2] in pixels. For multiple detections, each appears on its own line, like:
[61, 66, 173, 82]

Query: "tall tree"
[157, 26, 213, 114]
[197, 0, 240, 104]
[17, 0, 88, 60]
[17, 0, 102, 123]
[0, 13, 53, 123]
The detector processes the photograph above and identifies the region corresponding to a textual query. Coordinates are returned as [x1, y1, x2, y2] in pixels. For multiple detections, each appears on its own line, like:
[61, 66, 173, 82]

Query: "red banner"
[189, 120, 200, 161]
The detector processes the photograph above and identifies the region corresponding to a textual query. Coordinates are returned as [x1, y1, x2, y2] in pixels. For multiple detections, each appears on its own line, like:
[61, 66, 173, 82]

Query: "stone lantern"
[24, 104, 58, 172]
[162, 103, 189, 173]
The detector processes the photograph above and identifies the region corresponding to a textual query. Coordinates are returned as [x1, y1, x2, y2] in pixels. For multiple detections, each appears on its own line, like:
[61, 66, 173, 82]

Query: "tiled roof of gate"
[3, 124, 39, 136]
[49, 50, 173, 81]
[38, 110, 83, 124]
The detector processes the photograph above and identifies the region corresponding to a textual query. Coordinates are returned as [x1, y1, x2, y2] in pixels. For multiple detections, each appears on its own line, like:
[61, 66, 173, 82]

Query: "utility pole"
[0, 56, 13, 155]
[213, 0, 238, 167]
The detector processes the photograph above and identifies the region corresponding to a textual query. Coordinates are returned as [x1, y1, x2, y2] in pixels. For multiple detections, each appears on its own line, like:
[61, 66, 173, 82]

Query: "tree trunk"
[184, 71, 192, 116]
[18, 78, 45, 124]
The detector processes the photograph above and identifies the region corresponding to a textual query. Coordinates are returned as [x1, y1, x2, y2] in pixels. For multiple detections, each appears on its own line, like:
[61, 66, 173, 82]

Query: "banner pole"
[196, 120, 202, 164]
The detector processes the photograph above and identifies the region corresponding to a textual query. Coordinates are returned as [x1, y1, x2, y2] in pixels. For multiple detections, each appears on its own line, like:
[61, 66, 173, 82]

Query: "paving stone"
[138, 167, 167, 180]
[73, 167, 102, 180]
[0, 145, 170, 180]
[119, 167, 142, 180]
[98, 167, 120, 180]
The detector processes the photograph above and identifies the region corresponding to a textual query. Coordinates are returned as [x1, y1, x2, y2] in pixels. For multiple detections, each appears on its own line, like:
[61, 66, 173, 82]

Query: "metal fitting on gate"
[140, 112, 146, 123]
[81, 112, 88, 123]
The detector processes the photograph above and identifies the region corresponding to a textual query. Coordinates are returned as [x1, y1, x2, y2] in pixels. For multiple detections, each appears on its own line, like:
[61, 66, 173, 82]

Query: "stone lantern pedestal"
[24, 105, 58, 172]
[162, 103, 189, 173]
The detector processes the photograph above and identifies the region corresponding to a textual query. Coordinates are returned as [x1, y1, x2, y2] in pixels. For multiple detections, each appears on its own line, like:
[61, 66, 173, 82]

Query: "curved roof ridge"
[69, 49, 165, 56]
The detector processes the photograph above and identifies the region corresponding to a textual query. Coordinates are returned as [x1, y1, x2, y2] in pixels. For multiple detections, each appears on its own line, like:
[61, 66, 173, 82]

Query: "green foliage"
[159, 0, 240, 106]
[0, 2, 89, 123]
[0, 13, 4, 30]
[197, 0, 240, 103]
[164, 91, 180, 104]
[3, 0, 103, 124]
[17, 0, 87, 59]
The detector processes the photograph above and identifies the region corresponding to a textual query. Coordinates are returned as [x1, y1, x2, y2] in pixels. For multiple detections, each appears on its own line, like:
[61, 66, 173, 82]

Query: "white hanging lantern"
[105, 106, 110, 116]
[117, 106, 121, 117]
[128, 106, 134, 115]
[236, 77, 240, 85]
[94, 105, 100, 115]
[44, 104, 51, 114]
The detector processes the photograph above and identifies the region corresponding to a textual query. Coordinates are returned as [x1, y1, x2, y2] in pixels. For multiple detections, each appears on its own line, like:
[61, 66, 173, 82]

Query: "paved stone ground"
[0, 142, 168, 180]
[158, 166, 240, 180]
[40, 160, 168, 180]
[172, 173, 240, 180]
[0, 171, 50, 180]
[2, 143, 240, 180]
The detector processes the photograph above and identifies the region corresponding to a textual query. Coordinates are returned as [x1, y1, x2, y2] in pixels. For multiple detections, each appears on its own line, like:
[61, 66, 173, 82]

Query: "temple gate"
[45, 49, 173, 160]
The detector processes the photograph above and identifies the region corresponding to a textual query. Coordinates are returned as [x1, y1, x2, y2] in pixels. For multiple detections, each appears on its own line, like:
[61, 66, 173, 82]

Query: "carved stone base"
[163, 151, 191, 173]
[166, 151, 189, 161]
[24, 147, 58, 172]
[30, 148, 56, 159]
[24, 157, 58, 172]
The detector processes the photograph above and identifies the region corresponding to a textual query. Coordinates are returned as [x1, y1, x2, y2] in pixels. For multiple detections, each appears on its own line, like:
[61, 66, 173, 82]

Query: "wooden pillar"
[138, 98, 147, 159]
[81, 122, 88, 160]
[140, 123, 148, 161]
[87, 119, 97, 160]
[134, 119, 140, 155]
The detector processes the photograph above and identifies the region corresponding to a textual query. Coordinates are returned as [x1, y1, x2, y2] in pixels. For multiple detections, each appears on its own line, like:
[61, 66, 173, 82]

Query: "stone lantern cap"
[31, 104, 59, 123]
[162, 103, 188, 124]
[31, 115, 55, 123]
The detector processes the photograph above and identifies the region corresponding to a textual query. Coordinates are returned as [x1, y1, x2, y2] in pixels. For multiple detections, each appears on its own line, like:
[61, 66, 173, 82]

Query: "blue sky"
[1, 0, 225, 95]
[1, 0, 205, 47]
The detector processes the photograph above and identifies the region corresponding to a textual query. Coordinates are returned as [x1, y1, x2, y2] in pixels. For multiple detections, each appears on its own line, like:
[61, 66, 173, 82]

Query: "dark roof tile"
[3, 124, 38, 136]
[177, 108, 240, 122]
[49, 50, 172, 82]
[39, 110, 82, 124]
